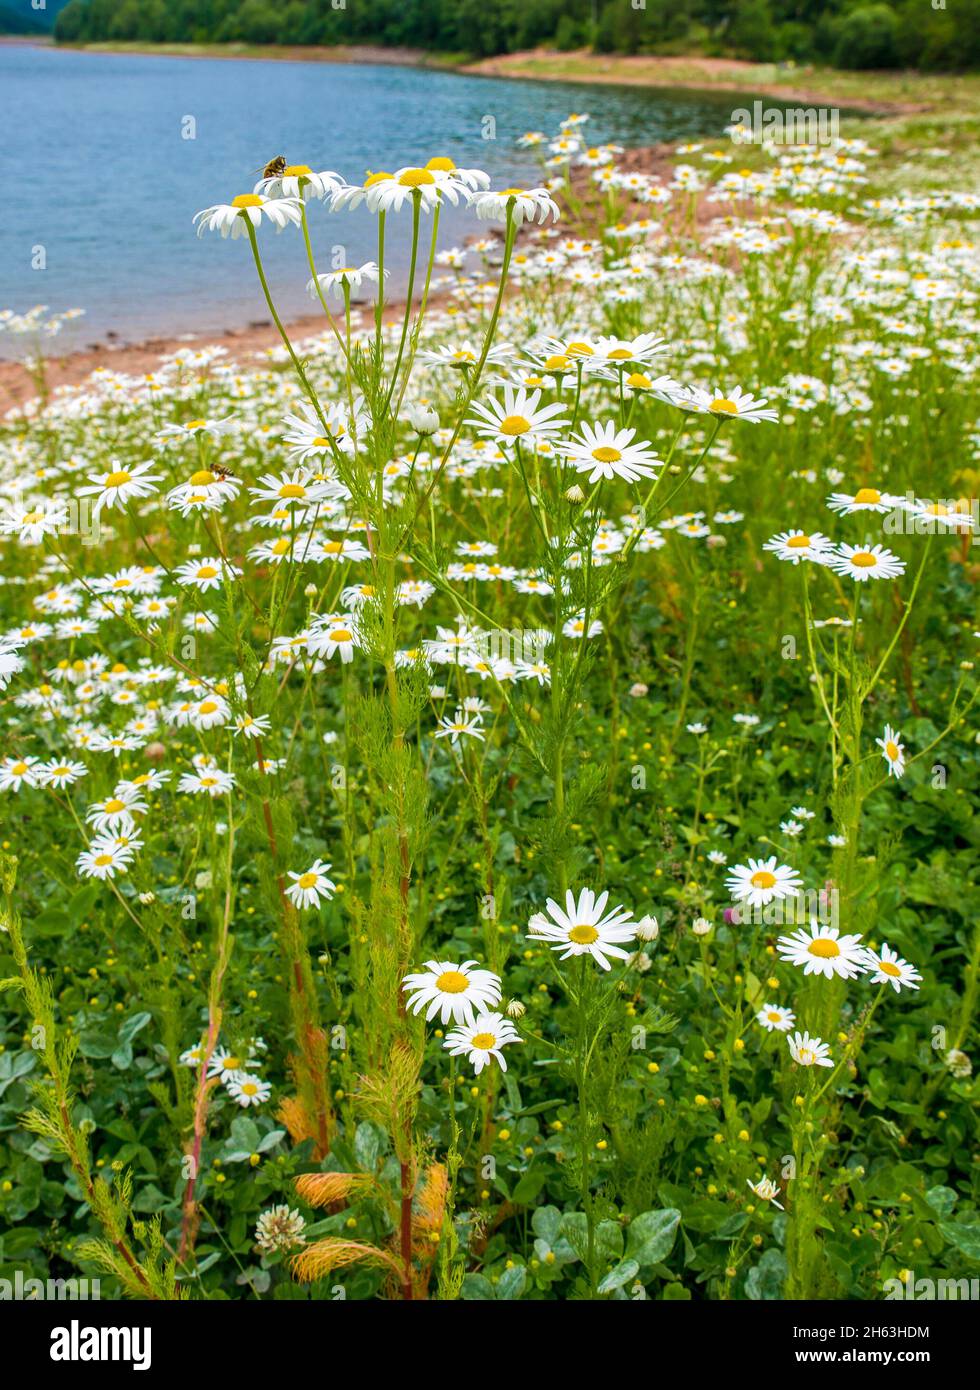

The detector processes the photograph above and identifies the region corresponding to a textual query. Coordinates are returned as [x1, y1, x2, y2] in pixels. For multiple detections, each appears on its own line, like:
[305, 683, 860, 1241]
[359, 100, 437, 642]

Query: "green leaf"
[558, 1212, 589, 1262]
[459, 1273, 495, 1300]
[598, 1258, 639, 1294]
[745, 1248, 787, 1300]
[625, 1208, 681, 1267]
[118, 1011, 153, 1044]
[496, 1265, 526, 1300]
[353, 1121, 384, 1171]
[925, 1186, 958, 1217]
[939, 1220, 980, 1262]
[511, 1169, 547, 1205]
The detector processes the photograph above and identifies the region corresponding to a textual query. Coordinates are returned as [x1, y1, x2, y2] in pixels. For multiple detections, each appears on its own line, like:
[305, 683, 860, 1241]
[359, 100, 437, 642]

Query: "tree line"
[50, 0, 979, 72]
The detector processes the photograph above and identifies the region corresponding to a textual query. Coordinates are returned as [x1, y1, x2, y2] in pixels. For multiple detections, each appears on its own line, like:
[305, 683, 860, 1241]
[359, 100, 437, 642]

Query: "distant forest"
[39, 0, 980, 72]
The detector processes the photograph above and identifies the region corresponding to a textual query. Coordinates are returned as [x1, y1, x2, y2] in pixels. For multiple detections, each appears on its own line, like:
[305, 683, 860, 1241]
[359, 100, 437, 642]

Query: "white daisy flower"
[285, 859, 336, 911]
[561, 421, 661, 485]
[876, 723, 906, 778]
[226, 1074, 272, 1107]
[443, 1011, 522, 1074]
[787, 1030, 833, 1068]
[829, 543, 906, 582]
[763, 530, 834, 564]
[747, 1176, 784, 1209]
[681, 385, 779, 423]
[826, 487, 900, 515]
[726, 856, 802, 907]
[777, 921, 868, 980]
[756, 1003, 796, 1032]
[861, 942, 922, 993]
[78, 461, 162, 514]
[527, 887, 637, 970]
[473, 186, 560, 226]
[193, 194, 303, 237]
[402, 960, 502, 1026]
[466, 385, 569, 449]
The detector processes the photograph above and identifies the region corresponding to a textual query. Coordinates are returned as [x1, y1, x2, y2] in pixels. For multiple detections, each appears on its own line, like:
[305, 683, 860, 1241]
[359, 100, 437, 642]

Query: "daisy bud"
[407, 403, 440, 435]
[629, 682, 649, 698]
[692, 916, 712, 936]
[304, 583, 318, 597]
[506, 1000, 526, 1020]
[565, 484, 585, 503]
[635, 914, 659, 941]
[145, 741, 167, 762]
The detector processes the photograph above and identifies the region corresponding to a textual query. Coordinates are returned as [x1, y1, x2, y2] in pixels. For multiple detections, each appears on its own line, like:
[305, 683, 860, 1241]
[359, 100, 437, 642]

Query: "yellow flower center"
[569, 924, 599, 944]
[566, 341, 593, 357]
[330, 629, 352, 643]
[880, 960, 901, 977]
[627, 373, 651, 388]
[767, 1011, 782, 1022]
[787, 534, 810, 548]
[750, 870, 777, 889]
[854, 488, 881, 504]
[363, 171, 393, 187]
[298, 872, 319, 889]
[197, 565, 218, 579]
[886, 741, 899, 760]
[11, 761, 28, 775]
[222, 1056, 240, 1070]
[322, 541, 344, 554]
[279, 483, 306, 499]
[808, 939, 840, 958]
[426, 157, 456, 172]
[499, 415, 531, 436]
[198, 700, 218, 715]
[471, 1032, 496, 1050]
[103, 798, 125, 814]
[283, 164, 312, 176]
[232, 194, 264, 208]
[399, 168, 436, 187]
[607, 347, 632, 360]
[592, 446, 621, 463]
[850, 552, 877, 568]
[544, 355, 570, 370]
[94, 854, 114, 867]
[436, 970, 469, 994]
[271, 539, 290, 555]
[190, 470, 215, 485]
[709, 398, 738, 414]
[105, 470, 132, 488]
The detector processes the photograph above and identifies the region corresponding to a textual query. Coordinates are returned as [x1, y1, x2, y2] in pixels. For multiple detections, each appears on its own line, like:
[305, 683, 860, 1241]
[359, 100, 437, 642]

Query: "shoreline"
[10, 38, 950, 116]
[2, 41, 971, 410]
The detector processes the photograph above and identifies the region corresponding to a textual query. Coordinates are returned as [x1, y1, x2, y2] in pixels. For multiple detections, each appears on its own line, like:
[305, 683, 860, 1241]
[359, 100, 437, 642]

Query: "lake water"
[2, 43, 764, 354]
